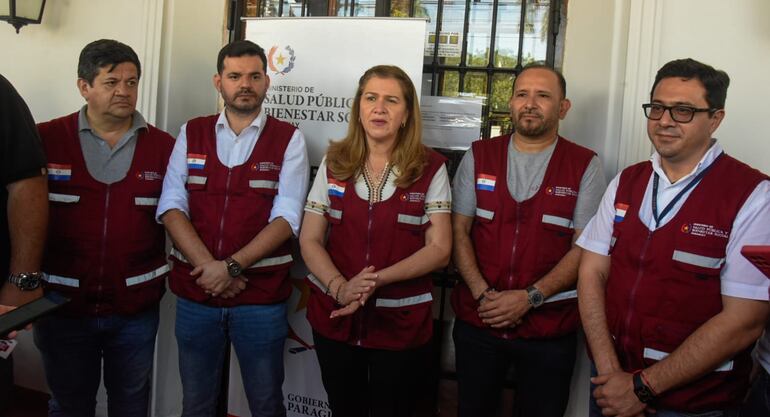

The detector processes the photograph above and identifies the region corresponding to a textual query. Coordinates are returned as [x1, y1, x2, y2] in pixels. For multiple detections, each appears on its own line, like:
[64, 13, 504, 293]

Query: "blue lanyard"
[652, 153, 722, 228]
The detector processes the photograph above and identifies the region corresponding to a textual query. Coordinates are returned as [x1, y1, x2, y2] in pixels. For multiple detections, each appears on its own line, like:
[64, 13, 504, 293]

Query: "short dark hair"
[514, 64, 567, 98]
[216, 40, 268, 74]
[78, 39, 141, 85]
[651, 58, 730, 109]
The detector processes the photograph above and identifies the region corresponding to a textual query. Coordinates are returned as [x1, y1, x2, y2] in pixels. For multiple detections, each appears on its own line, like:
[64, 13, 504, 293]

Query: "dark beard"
[513, 117, 548, 137]
[224, 91, 263, 115]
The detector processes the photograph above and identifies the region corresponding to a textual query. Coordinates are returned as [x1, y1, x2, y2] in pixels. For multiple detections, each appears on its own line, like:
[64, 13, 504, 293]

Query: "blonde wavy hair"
[326, 65, 427, 188]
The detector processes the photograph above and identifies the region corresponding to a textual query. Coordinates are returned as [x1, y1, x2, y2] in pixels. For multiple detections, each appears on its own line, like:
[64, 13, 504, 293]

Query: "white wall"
[0, 1, 226, 416]
[558, 1, 770, 416]
[656, 0, 770, 173]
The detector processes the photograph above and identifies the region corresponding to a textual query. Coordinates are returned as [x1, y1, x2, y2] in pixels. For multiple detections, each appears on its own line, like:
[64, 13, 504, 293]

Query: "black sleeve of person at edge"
[0, 74, 47, 275]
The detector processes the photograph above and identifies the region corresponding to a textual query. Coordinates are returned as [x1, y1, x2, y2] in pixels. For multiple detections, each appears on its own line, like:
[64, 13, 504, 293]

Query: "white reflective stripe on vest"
[475, 208, 494, 220]
[170, 247, 188, 263]
[544, 289, 577, 304]
[125, 264, 170, 287]
[397, 213, 429, 226]
[306, 273, 328, 293]
[643, 347, 733, 372]
[48, 193, 80, 203]
[43, 273, 80, 288]
[672, 250, 725, 269]
[187, 175, 207, 185]
[375, 292, 433, 308]
[542, 214, 574, 229]
[134, 197, 159, 206]
[248, 254, 293, 268]
[249, 180, 279, 189]
[170, 248, 290, 269]
[328, 208, 342, 220]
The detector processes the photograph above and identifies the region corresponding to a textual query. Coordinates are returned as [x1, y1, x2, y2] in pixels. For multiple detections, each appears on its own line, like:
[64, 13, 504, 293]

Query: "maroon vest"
[606, 155, 767, 412]
[306, 149, 447, 350]
[168, 115, 295, 306]
[451, 135, 595, 339]
[38, 112, 173, 316]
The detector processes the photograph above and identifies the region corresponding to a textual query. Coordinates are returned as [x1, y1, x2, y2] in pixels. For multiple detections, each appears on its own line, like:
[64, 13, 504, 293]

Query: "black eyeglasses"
[642, 103, 717, 123]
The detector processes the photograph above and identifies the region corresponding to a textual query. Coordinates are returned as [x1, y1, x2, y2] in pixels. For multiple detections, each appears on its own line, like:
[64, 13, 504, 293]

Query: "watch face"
[10, 273, 41, 290]
[635, 386, 654, 403]
[227, 260, 242, 277]
[532, 293, 544, 306]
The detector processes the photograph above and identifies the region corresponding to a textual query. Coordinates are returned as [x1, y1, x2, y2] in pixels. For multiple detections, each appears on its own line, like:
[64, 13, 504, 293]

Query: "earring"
[401, 121, 406, 128]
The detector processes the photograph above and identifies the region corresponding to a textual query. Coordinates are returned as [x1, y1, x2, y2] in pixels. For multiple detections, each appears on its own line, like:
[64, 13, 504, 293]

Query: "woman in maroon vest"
[300, 65, 452, 417]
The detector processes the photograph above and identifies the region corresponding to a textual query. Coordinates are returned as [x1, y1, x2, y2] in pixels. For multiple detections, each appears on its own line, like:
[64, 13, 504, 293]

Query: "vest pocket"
[324, 208, 343, 224]
[248, 179, 279, 196]
[640, 316, 733, 371]
[474, 207, 495, 223]
[540, 213, 575, 236]
[395, 213, 430, 231]
[185, 175, 207, 191]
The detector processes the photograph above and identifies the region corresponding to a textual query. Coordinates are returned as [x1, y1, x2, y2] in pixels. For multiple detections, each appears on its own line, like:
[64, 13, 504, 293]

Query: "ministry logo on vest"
[400, 192, 426, 203]
[251, 161, 282, 172]
[268, 45, 296, 75]
[680, 223, 729, 239]
[476, 174, 496, 191]
[545, 185, 578, 197]
[135, 171, 163, 181]
[47, 163, 72, 181]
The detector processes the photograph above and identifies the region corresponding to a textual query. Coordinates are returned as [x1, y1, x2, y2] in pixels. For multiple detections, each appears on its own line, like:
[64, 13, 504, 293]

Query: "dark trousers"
[740, 367, 770, 417]
[313, 331, 424, 417]
[453, 319, 577, 417]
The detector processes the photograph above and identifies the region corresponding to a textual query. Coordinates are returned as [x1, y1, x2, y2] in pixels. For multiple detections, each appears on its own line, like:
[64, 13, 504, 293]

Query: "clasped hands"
[477, 288, 530, 329]
[191, 259, 247, 299]
[328, 265, 379, 319]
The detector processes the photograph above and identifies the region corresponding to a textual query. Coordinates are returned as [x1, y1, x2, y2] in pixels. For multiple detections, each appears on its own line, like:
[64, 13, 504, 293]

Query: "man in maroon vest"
[157, 40, 308, 417]
[578, 59, 770, 416]
[33, 40, 175, 416]
[451, 65, 606, 417]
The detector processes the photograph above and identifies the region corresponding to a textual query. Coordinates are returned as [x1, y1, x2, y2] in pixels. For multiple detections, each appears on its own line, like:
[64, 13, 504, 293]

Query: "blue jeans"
[588, 363, 739, 417]
[33, 306, 159, 417]
[175, 297, 288, 417]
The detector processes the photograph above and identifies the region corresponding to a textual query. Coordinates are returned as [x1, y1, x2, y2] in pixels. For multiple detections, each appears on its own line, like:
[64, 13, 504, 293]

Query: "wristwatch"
[633, 371, 656, 404]
[7, 272, 43, 291]
[526, 285, 545, 308]
[224, 257, 243, 277]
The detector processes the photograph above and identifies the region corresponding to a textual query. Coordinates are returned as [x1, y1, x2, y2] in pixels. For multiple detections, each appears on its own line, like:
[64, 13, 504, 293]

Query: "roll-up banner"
[228, 17, 427, 417]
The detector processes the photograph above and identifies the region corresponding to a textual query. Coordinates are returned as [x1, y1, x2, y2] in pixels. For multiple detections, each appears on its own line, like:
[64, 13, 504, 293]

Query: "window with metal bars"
[236, 0, 563, 140]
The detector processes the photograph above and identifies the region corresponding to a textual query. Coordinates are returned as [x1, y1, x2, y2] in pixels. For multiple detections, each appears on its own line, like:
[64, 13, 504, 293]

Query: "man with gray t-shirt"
[450, 65, 606, 417]
[33, 39, 174, 416]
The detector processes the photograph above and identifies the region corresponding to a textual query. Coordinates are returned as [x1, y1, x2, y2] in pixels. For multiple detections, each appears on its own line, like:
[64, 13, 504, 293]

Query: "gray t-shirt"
[78, 106, 147, 184]
[452, 136, 606, 230]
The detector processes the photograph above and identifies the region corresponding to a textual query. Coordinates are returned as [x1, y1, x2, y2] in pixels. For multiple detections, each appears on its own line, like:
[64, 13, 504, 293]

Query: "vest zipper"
[95, 185, 111, 315]
[622, 230, 653, 356]
[356, 202, 374, 346]
[503, 205, 522, 339]
[216, 169, 233, 258]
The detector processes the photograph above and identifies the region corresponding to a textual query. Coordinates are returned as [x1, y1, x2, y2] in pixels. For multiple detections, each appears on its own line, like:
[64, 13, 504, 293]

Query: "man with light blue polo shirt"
[578, 58, 770, 417]
[157, 40, 308, 417]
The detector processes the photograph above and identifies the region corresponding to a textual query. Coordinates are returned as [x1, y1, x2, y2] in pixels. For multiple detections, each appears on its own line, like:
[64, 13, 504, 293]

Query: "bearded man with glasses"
[577, 58, 770, 417]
